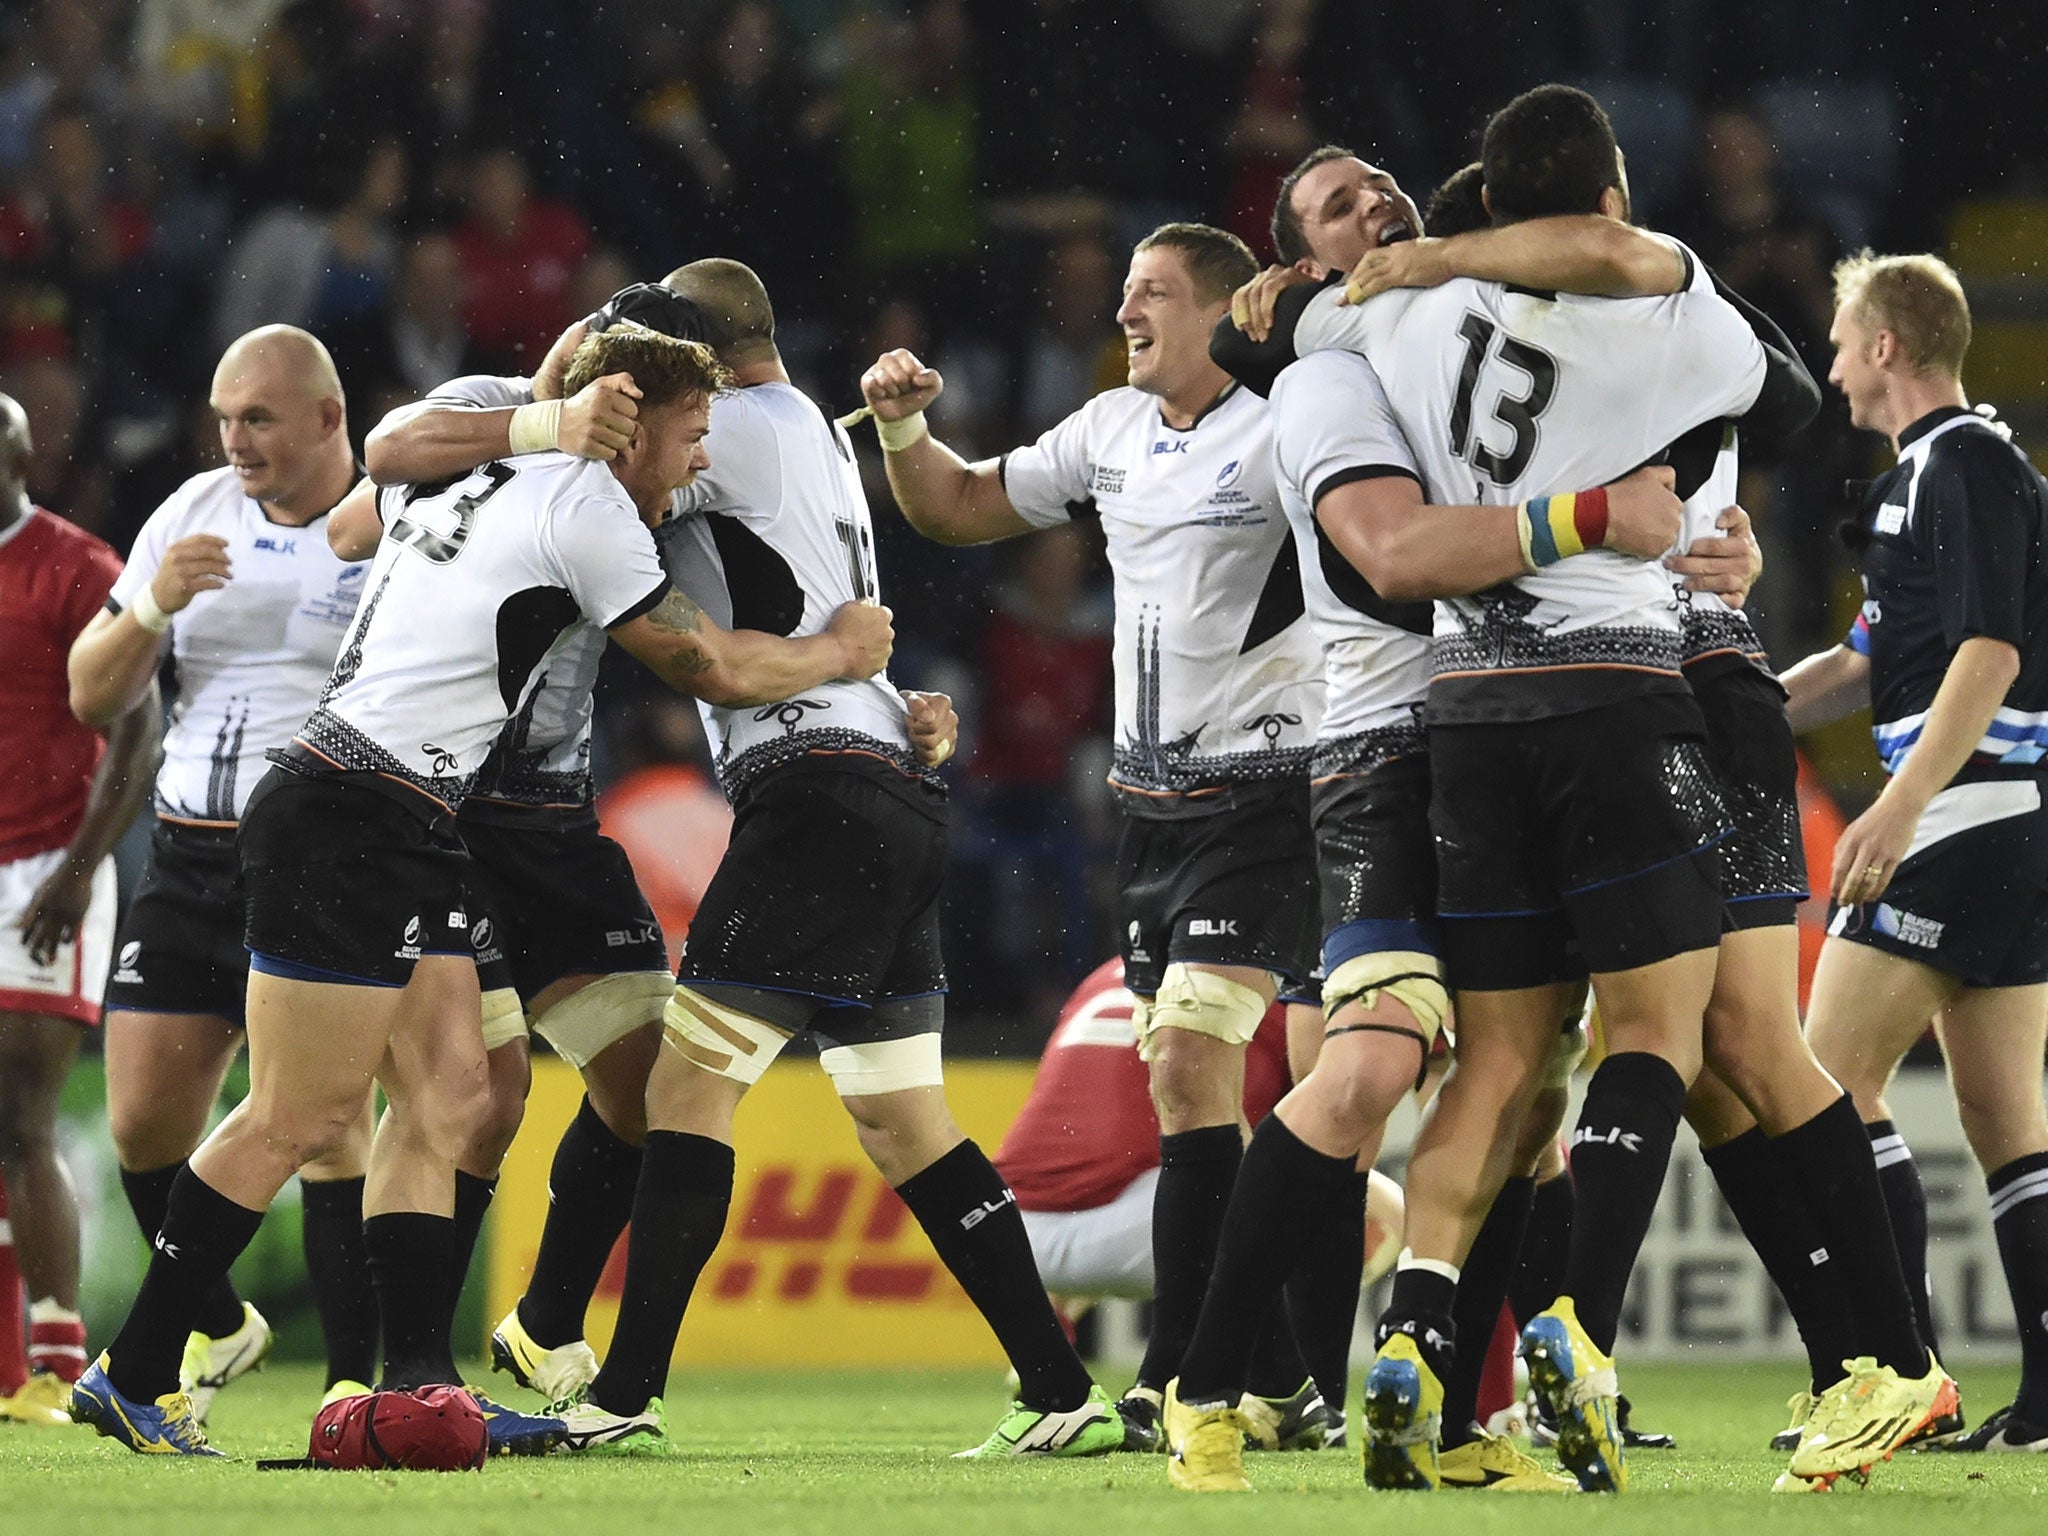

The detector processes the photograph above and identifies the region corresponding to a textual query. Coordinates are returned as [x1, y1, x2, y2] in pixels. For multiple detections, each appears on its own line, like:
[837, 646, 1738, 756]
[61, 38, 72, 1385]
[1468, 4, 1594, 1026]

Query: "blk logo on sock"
[1570, 1125, 1643, 1153]
[960, 1190, 1017, 1231]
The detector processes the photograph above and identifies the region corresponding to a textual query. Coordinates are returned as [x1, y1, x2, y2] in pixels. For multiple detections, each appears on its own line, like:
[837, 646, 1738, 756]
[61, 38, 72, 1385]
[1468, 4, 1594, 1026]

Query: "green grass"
[6, 1362, 2047, 1534]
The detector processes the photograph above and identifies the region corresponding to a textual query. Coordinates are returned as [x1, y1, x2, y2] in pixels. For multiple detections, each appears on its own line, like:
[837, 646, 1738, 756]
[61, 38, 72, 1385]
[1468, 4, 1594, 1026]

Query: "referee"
[1786, 252, 2048, 1454]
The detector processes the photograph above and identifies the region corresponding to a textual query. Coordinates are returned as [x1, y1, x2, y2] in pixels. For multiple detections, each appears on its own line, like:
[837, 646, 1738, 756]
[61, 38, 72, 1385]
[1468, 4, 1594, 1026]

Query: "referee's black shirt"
[1848, 406, 2048, 782]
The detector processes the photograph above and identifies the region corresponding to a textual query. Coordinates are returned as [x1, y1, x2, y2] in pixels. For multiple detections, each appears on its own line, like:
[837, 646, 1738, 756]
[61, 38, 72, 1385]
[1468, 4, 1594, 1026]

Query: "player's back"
[297, 453, 667, 810]
[658, 381, 909, 796]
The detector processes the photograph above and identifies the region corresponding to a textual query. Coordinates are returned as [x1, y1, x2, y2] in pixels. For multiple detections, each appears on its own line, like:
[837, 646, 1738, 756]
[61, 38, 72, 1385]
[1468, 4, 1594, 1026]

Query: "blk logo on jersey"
[254, 536, 298, 554]
[1151, 439, 1188, 456]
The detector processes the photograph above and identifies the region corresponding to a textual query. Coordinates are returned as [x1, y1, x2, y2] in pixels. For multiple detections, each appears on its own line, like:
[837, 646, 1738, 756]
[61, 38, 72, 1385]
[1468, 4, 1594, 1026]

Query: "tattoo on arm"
[646, 590, 714, 677]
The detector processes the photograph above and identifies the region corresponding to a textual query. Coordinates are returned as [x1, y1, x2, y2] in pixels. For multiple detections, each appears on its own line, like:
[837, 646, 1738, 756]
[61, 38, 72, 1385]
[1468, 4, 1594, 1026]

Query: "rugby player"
[1785, 252, 2048, 1455]
[530, 261, 1099, 1459]
[861, 222, 1329, 1452]
[69, 326, 892, 1456]
[0, 393, 158, 1427]
[67, 327, 380, 1417]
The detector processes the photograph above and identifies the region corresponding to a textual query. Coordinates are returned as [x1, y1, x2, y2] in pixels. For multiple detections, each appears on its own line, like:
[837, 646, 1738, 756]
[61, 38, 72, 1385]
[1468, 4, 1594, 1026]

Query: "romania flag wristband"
[1515, 486, 1611, 570]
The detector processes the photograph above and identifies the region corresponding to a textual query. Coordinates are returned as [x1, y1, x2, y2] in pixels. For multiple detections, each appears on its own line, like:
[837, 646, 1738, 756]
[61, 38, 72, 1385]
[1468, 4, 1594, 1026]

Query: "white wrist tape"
[129, 583, 173, 634]
[507, 399, 564, 456]
[876, 410, 929, 453]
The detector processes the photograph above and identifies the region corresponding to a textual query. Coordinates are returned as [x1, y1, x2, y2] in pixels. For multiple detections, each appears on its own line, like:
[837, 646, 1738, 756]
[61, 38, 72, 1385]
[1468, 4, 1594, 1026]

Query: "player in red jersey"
[0, 391, 159, 1425]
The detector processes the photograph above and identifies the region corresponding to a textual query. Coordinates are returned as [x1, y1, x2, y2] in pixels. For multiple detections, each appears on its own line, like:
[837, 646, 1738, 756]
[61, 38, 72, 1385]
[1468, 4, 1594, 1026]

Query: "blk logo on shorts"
[1187, 918, 1239, 937]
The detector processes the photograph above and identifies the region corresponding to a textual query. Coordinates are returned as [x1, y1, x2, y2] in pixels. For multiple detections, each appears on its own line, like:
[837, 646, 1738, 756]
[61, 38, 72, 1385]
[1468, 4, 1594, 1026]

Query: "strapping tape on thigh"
[662, 985, 792, 1085]
[1136, 963, 1268, 1061]
[479, 987, 527, 1052]
[818, 1032, 945, 1097]
[1321, 950, 1449, 1046]
[531, 971, 674, 1070]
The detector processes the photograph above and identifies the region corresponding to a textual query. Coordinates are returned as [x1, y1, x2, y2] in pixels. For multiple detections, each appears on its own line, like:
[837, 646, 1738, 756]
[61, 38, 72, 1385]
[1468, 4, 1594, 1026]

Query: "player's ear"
[319, 397, 346, 435]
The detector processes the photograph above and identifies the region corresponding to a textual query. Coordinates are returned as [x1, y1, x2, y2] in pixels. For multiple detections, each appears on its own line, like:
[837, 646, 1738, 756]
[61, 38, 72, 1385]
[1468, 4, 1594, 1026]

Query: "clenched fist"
[827, 599, 895, 679]
[150, 534, 232, 615]
[559, 372, 643, 460]
[860, 350, 944, 421]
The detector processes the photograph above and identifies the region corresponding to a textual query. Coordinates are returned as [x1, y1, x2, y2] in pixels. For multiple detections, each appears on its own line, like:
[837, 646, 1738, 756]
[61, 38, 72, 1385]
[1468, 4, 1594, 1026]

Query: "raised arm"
[1341, 217, 1687, 305]
[857, 350, 1034, 545]
[1315, 465, 1685, 602]
[68, 534, 231, 728]
[327, 476, 382, 561]
[364, 371, 646, 486]
[609, 590, 896, 708]
[21, 680, 161, 964]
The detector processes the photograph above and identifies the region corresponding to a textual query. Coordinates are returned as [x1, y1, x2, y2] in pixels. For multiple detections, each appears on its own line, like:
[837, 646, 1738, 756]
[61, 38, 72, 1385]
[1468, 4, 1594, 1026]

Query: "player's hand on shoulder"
[1230, 264, 1315, 342]
[861, 350, 943, 420]
[560, 371, 642, 460]
[1664, 503, 1762, 608]
[826, 599, 894, 679]
[1341, 237, 1451, 306]
[152, 533, 232, 613]
[902, 689, 959, 768]
[1600, 465, 1683, 561]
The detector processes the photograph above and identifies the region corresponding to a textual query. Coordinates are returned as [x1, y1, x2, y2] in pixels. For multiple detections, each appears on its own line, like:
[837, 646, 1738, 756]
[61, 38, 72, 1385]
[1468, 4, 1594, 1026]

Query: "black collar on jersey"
[1897, 404, 1973, 452]
[1162, 378, 1240, 434]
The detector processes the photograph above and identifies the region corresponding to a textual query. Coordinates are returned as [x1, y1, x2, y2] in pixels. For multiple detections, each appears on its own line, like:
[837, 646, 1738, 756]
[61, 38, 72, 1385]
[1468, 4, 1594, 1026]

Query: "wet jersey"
[401, 372, 608, 818]
[1847, 407, 2048, 779]
[290, 452, 668, 811]
[107, 467, 366, 824]
[999, 382, 1323, 809]
[658, 380, 917, 801]
[1268, 351, 1433, 747]
[1291, 242, 1767, 724]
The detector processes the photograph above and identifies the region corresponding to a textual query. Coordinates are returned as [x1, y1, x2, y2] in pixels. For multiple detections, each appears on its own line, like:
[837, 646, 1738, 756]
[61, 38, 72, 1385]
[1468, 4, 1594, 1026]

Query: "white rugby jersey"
[656, 380, 915, 800]
[293, 453, 669, 809]
[1268, 352, 1432, 751]
[1673, 424, 1772, 679]
[1292, 242, 1766, 722]
[108, 467, 367, 823]
[1000, 382, 1323, 803]
[403, 373, 608, 812]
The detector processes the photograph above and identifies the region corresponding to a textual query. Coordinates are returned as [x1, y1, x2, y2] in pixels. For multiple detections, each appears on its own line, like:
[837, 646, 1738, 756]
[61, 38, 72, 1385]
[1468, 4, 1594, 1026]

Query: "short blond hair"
[1833, 250, 1972, 379]
[561, 329, 733, 408]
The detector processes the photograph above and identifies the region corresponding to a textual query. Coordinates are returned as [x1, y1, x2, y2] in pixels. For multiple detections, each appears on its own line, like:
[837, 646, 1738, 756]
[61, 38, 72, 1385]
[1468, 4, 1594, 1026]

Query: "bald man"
[0, 392, 159, 1426]
[66, 327, 383, 1420]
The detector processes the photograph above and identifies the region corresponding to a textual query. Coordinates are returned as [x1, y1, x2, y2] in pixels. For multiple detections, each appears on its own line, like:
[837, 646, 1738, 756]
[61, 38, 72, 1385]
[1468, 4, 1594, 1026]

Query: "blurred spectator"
[0, 355, 108, 535]
[839, 0, 979, 282]
[961, 524, 1112, 1000]
[104, 394, 225, 557]
[1016, 231, 1123, 438]
[565, 247, 634, 321]
[211, 135, 408, 350]
[324, 230, 488, 447]
[0, 2, 133, 177]
[1667, 103, 1854, 663]
[130, 0, 291, 160]
[450, 144, 592, 373]
[1222, 0, 1319, 261]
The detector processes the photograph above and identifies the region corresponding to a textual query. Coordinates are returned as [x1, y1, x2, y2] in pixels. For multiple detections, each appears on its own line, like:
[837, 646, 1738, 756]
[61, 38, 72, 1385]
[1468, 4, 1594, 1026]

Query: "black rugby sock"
[1284, 1166, 1369, 1413]
[1702, 1128, 1854, 1391]
[590, 1132, 734, 1416]
[120, 1162, 246, 1340]
[1376, 1264, 1458, 1392]
[1509, 1169, 1574, 1328]
[448, 1171, 497, 1318]
[520, 1096, 643, 1348]
[1869, 1119, 1942, 1359]
[1562, 1051, 1686, 1353]
[300, 1174, 379, 1387]
[106, 1168, 265, 1401]
[1771, 1097, 1927, 1377]
[1987, 1151, 2048, 1419]
[896, 1140, 1094, 1413]
[1177, 1116, 1352, 1405]
[1441, 1175, 1534, 1447]
[366, 1211, 461, 1390]
[1135, 1125, 1242, 1393]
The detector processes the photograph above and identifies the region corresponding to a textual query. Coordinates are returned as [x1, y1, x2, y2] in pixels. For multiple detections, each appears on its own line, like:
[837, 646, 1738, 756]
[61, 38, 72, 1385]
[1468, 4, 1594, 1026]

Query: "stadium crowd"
[2, 0, 2048, 1496]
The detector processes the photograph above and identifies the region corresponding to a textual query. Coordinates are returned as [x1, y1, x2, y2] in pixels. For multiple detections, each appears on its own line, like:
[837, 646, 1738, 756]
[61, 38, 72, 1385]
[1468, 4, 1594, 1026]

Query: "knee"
[241, 1092, 362, 1171]
[108, 1095, 186, 1171]
[1146, 1040, 1236, 1132]
[1310, 1048, 1416, 1136]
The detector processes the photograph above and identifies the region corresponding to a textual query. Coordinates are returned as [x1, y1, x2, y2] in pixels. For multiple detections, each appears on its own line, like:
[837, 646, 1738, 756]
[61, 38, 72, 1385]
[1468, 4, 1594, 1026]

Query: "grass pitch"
[7, 1361, 2046, 1535]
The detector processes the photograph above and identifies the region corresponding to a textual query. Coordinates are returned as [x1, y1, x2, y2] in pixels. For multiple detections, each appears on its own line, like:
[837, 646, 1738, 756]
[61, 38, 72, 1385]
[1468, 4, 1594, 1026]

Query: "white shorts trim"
[0, 851, 116, 1024]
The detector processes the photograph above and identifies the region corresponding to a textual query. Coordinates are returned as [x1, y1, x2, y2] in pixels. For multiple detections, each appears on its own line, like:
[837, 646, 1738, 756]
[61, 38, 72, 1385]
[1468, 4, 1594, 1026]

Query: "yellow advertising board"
[486, 1057, 1036, 1367]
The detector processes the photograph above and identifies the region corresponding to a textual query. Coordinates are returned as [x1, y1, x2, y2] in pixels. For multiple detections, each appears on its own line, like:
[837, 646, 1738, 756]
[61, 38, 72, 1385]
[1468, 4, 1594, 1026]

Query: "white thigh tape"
[531, 971, 674, 1070]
